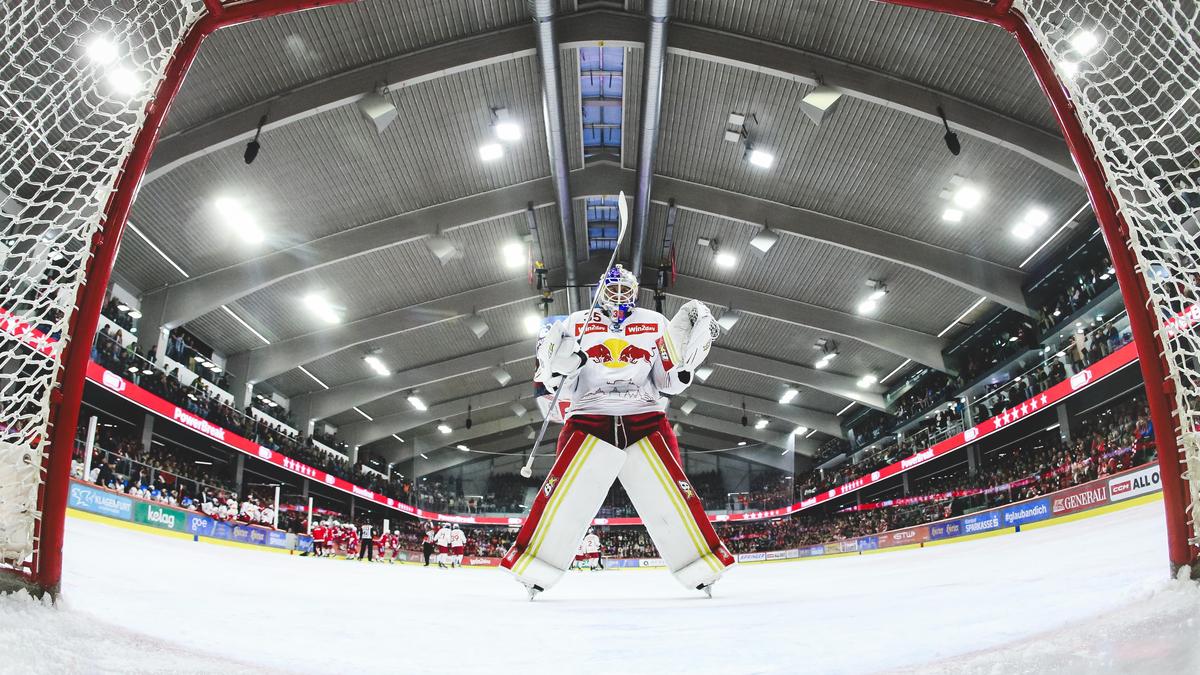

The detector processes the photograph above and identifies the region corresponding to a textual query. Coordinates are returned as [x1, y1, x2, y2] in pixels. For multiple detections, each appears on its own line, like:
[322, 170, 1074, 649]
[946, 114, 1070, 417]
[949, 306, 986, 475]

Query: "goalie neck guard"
[597, 265, 638, 325]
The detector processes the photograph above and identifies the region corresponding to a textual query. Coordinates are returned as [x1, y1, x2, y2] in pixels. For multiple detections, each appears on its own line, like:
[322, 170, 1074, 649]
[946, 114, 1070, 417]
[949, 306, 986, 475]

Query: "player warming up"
[501, 265, 735, 599]
[582, 528, 602, 571]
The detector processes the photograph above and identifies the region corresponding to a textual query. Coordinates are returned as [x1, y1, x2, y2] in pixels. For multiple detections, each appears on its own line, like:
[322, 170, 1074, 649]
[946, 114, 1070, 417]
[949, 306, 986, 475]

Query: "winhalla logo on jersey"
[1070, 369, 1094, 390]
[101, 370, 127, 393]
[543, 476, 558, 498]
[677, 480, 696, 501]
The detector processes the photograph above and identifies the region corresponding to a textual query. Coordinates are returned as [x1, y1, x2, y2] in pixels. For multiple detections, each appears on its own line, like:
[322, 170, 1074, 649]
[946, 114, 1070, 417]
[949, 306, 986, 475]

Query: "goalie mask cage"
[0, 0, 1196, 597]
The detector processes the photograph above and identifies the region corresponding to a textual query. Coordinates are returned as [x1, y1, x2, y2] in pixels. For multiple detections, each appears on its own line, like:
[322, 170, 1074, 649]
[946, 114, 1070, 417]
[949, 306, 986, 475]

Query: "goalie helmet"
[597, 264, 638, 324]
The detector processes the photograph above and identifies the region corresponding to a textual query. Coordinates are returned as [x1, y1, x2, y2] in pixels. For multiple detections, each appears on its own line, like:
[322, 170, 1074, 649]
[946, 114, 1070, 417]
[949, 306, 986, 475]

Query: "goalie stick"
[519, 191, 630, 479]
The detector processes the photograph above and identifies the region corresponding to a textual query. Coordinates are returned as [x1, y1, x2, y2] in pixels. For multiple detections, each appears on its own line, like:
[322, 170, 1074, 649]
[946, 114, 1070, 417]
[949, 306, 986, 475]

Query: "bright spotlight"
[107, 67, 141, 96]
[479, 143, 503, 162]
[86, 36, 118, 65]
[747, 149, 774, 169]
[952, 185, 983, 210]
[714, 251, 737, 268]
[501, 241, 526, 269]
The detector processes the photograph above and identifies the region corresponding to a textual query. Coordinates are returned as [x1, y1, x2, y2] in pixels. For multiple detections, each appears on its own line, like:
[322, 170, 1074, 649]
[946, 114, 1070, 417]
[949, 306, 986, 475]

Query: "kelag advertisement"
[69, 480, 312, 553]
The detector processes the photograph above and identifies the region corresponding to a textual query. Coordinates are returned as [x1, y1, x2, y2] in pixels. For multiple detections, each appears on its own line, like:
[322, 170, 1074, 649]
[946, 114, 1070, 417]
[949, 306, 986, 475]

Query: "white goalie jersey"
[534, 300, 718, 419]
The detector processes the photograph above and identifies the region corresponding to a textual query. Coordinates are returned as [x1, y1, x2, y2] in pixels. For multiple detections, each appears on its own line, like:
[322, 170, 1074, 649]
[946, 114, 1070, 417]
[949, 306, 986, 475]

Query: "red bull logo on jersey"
[585, 338, 653, 369]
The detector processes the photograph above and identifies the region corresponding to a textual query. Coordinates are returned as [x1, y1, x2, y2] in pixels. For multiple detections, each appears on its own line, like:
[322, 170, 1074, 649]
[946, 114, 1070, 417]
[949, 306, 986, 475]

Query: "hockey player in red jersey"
[502, 265, 735, 598]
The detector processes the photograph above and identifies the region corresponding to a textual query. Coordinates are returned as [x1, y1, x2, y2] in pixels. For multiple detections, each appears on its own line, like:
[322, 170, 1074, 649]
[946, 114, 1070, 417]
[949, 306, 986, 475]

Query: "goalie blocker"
[501, 413, 736, 593]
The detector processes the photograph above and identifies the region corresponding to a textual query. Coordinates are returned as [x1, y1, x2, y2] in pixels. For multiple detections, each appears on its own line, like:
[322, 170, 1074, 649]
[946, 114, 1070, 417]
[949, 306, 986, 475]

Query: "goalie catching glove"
[653, 299, 718, 391]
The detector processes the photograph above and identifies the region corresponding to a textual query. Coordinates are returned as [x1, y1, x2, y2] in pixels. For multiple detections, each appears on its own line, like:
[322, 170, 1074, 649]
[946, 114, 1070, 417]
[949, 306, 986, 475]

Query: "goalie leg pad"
[501, 431, 625, 591]
[618, 431, 736, 590]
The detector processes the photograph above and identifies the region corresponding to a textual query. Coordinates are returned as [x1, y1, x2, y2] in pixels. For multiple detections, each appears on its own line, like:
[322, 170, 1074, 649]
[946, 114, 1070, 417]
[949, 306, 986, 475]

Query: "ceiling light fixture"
[941, 208, 964, 223]
[680, 399, 698, 415]
[392, 434, 405, 443]
[424, 235, 463, 265]
[1069, 29, 1100, 56]
[523, 314, 543, 335]
[357, 88, 397, 134]
[716, 310, 740, 331]
[302, 293, 340, 324]
[694, 365, 714, 381]
[437, 423, 452, 434]
[464, 313, 490, 339]
[1013, 207, 1050, 240]
[456, 444, 470, 452]
[214, 196, 265, 245]
[749, 226, 780, 254]
[407, 393, 427, 412]
[800, 84, 843, 125]
[479, 142, 503, 162]
[491, 366, 513, 386]
[86, 36, 119, 65]
[779, 388, 798, 404]
[363, 355, 389, 377]
[501, 241, 526, 269]
[746, 146, 774, 169]
[754, 418, 769, 430]
[492, 107, 522, 142]
[857, 374, 878, 389]
[793, 425, 808, 435]
[952, 185, 983, 209]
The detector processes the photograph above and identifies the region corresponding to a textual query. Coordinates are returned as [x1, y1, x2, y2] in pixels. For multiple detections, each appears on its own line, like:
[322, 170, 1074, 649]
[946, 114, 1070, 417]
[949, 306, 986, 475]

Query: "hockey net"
[0, 1, 204, 590]
[1010, 0, 1200, 561]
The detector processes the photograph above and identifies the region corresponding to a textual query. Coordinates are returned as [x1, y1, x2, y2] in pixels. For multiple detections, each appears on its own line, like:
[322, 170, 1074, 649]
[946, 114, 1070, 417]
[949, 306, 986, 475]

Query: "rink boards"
[65, 463, 1164, 570]
[735, 463, 1163, 564]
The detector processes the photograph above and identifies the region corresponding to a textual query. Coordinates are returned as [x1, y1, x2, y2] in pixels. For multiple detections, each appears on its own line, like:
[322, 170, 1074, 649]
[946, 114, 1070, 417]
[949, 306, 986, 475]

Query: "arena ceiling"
[114, 0, 1093, 475]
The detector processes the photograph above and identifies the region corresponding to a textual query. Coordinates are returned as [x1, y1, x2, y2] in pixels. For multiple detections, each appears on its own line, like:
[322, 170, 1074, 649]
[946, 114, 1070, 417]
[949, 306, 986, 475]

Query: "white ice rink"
[2, 500, 1199, 674]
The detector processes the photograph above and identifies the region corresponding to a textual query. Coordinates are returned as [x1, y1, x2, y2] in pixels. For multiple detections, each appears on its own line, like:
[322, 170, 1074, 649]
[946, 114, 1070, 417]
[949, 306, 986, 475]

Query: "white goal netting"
[1014, 0, 1200, 554]
[0, 1, 203, 583]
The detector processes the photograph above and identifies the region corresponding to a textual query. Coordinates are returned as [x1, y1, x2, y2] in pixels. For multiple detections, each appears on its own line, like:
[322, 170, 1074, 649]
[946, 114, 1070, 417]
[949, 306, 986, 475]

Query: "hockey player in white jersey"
[434, 522, 453, 568]
[449, 523, 467, 568]
[582, 528, 602, 571]
[502, 265, 735, 598]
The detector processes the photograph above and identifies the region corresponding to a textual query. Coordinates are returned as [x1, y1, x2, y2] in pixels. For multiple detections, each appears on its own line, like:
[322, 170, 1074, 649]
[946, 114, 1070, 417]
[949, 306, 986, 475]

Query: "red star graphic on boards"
[1020, 403, 1029, 415]
[1040, 394, 1049, 405]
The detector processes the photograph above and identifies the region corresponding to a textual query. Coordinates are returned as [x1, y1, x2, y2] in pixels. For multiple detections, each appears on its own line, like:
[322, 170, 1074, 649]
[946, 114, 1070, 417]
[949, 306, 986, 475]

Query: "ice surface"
[1, 501, 1198, 674]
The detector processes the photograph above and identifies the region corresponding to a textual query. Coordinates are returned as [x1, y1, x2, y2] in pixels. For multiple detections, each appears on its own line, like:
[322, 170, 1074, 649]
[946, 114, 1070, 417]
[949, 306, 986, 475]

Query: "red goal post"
[0, 0, 1196, 598]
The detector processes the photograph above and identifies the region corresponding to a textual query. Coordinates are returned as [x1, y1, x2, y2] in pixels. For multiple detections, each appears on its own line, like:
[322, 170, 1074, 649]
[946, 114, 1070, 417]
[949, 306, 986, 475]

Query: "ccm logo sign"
[1108, 466, 1161, 502]
[1070, 369, 1094, 390]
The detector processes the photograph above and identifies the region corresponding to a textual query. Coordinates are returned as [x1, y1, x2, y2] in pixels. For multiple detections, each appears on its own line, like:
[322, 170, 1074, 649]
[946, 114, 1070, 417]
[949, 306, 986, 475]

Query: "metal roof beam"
[710, 347, 888, 410]
[225, 279, 538, 385]
[531, 0, 580, 310]
[145, 11, 1076, 188]
[142, 179, 556, 328]
[668, 274, 950, 371]
[338, 381, 534, 447]
[630, 0, 671, 277]
[291, 342, 534, 421]
[682, 384, 845, 438]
